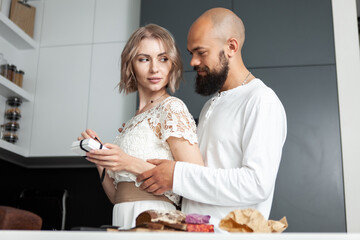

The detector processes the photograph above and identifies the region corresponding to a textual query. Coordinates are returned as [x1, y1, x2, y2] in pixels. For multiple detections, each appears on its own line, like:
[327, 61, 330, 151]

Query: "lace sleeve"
[158, 98, 198, 145]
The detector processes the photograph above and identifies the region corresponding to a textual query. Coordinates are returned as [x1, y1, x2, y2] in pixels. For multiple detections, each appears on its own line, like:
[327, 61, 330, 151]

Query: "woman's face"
[132, 38, 172, 94]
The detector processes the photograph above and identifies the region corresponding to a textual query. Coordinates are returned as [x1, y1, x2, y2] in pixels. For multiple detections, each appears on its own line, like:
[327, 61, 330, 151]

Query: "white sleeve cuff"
[173, 161, 186, 196]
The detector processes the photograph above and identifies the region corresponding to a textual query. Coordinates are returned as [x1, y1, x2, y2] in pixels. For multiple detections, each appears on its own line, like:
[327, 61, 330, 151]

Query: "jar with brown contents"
[5, 108, 21, 121]
[3, 132, 18, 143]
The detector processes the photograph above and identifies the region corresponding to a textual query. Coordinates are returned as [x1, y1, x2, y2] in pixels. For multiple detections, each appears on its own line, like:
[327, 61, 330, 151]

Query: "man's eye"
[198, 51, 205, 56]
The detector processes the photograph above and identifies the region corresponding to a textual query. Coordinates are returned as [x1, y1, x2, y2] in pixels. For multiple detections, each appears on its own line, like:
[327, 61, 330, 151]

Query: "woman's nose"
[150, 60, 159, 73]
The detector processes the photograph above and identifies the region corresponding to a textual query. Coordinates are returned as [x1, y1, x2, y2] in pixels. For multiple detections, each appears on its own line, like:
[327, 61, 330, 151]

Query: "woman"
[78, 24, 203, 229]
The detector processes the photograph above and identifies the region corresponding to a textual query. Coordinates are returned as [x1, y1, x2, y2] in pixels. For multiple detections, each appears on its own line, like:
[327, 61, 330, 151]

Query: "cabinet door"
[87, 43, 136, 144]
[30, 45, 92, 156]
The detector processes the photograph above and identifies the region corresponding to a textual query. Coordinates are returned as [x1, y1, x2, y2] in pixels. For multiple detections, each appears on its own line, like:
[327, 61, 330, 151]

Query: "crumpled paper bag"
[219, 208, 288, 233]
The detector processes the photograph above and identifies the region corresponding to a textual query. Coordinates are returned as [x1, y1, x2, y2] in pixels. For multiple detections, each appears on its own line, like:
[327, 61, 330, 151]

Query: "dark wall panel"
[234, 0, 336, 68]
[253, 65, 345, 232]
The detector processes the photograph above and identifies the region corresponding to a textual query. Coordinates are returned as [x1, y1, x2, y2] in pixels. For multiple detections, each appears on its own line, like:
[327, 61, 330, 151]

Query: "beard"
[195, 50, 229, 96]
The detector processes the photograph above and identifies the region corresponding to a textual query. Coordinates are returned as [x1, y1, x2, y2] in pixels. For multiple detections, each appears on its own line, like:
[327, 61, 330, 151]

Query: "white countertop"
[1, 231, 360, 240]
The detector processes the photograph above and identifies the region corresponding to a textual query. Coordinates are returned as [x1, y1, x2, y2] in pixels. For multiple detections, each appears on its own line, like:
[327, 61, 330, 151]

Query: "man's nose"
[190, 55, 200, 67]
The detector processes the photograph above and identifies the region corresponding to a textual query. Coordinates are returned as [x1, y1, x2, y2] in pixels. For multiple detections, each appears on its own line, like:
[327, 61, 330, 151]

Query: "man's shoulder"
[244, 79, 282, 104]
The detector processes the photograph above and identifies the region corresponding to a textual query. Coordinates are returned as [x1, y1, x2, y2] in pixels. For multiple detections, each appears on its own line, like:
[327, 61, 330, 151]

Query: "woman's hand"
[77, 128, 101, 142]
[85, 143, 135, 172]
[86, 143, 155, 174]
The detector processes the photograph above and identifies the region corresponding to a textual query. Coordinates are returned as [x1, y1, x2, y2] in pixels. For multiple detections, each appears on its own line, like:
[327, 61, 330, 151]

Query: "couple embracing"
[78, 7, 287, 232]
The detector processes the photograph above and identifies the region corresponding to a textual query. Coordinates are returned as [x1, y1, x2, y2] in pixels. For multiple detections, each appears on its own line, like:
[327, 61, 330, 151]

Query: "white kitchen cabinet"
[30, 45, 92, 156]
[0, 0, 43, 158]
[0, 0, 139, 164]
[87, 42, 136, 144]
[40, 0, 95, 47]
[93, 0, 140, 43]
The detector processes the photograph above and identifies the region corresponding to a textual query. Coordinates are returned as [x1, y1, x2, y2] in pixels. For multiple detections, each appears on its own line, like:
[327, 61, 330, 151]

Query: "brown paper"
[219, 208, 288, 233]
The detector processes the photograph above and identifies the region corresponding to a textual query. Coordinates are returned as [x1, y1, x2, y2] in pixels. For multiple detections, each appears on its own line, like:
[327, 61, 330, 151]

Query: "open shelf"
[0, 138, 27, 156]
[0, 75, 33, 101]
[0, 12, 37, 49]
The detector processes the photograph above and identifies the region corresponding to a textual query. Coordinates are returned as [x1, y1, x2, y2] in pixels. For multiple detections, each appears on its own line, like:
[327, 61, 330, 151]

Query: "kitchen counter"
[1, 231, 360, 240]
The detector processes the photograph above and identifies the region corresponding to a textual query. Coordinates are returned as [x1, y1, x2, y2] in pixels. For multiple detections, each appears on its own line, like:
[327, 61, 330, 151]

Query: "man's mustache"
[194, 66, 210, 73]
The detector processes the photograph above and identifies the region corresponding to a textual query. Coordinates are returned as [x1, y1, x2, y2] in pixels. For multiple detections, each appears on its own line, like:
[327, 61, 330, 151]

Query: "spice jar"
[2, 97, 22, 144]
[6, 97, 22, 107]
[0, 53, 8, 78]
[3, 132, 18, 143]
[14, 70, 24, 87]
[7, 64, 16, 82]
[4, 122, 20, 131]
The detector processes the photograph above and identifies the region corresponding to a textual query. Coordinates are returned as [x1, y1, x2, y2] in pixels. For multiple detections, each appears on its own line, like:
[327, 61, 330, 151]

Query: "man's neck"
[220, 68, 253, 91]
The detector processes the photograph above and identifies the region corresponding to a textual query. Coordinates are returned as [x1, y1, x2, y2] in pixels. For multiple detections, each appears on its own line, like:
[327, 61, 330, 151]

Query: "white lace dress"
[107, 96, 198, 229]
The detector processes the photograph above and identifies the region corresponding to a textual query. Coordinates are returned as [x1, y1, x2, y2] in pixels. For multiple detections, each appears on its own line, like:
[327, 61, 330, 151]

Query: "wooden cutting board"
[9, 0, 36, 38]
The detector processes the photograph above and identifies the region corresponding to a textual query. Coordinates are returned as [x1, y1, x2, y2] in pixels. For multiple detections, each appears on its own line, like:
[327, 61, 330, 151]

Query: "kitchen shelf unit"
[0, 12, 38, 158]
[0, 138, 28, 156]
[0, 75, 33, 102]
[0, 74, 33, 156]
[0, 12, 37, 49]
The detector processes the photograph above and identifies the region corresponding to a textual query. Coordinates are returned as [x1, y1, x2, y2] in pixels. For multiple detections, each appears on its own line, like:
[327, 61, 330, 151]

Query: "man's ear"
[226, 38, 239, 58]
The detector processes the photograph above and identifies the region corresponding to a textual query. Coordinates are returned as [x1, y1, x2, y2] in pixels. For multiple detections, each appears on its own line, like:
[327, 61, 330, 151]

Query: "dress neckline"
[134, 96, 173, 117]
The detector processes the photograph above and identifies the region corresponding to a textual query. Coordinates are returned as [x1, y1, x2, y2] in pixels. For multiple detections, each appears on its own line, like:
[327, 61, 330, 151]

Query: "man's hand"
[118, 123, 126, 133]
[137, 159, 176, 195]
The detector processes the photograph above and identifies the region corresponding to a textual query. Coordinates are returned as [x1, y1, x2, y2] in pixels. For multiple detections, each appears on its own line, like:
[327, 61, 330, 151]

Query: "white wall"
[332, 0, 360, 233]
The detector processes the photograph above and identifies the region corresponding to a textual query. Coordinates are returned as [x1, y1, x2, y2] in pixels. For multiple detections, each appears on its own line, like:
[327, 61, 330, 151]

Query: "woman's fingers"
[86, 157, 116, 168]
[81, 131, 91, 139]
[86, 129, 100, 140]
[103, 143, 119, 149]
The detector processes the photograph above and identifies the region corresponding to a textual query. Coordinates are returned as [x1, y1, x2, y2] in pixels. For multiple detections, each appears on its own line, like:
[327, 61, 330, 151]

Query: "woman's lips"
[148, 77, 162, 83]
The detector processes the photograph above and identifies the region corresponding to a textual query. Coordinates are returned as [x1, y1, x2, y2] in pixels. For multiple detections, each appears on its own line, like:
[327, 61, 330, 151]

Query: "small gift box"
[71, 138, 107, 156]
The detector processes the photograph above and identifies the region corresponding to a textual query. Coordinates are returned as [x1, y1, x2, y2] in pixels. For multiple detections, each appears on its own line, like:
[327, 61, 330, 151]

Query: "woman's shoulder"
[161, 96, 189, 114]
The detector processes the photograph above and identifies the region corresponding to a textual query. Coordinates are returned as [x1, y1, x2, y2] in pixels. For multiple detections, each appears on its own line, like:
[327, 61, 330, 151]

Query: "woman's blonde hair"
[120, 24, 183, 94]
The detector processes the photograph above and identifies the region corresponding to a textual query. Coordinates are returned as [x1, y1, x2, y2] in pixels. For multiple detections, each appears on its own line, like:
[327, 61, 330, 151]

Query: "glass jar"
[0, 53, 8, 78]
[2, 97, 22, 144]
[7, 65, 16, 82]
[14, 70, 24, 87]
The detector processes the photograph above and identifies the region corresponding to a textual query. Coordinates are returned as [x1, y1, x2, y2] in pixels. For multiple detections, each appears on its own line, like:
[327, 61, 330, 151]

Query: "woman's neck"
[137, 89, 169, 114]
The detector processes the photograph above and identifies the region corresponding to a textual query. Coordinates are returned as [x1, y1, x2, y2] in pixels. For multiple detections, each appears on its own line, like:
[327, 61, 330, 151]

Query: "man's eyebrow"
[187, 47, 205, 53]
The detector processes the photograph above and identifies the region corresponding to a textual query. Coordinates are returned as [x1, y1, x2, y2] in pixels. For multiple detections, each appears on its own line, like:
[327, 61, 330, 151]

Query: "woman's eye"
[139, 58, 148, 62]
[160, 57, 168, 62]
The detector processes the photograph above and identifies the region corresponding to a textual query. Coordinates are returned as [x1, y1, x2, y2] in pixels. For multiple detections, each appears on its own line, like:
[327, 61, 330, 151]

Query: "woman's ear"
[226, 38, 239, 58]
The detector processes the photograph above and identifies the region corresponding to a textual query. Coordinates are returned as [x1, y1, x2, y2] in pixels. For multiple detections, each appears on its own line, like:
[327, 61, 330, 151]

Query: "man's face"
[194, 51, 229, 96]
[187, 22, 229, 96]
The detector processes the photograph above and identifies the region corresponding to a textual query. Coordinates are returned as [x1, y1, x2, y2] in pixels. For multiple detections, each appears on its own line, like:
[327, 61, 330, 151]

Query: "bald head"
[189, 8, 245, 49]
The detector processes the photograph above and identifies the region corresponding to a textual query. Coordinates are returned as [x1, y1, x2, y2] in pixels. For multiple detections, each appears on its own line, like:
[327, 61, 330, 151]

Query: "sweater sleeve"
[173, 94, 287, 206]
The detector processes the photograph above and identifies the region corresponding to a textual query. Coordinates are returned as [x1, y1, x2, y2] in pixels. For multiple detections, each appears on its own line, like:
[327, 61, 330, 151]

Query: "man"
[137, 7, 287, 231]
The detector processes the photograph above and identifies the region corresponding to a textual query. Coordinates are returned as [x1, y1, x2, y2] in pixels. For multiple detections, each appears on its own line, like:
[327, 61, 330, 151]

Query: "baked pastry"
[136, 210, 186, 226]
